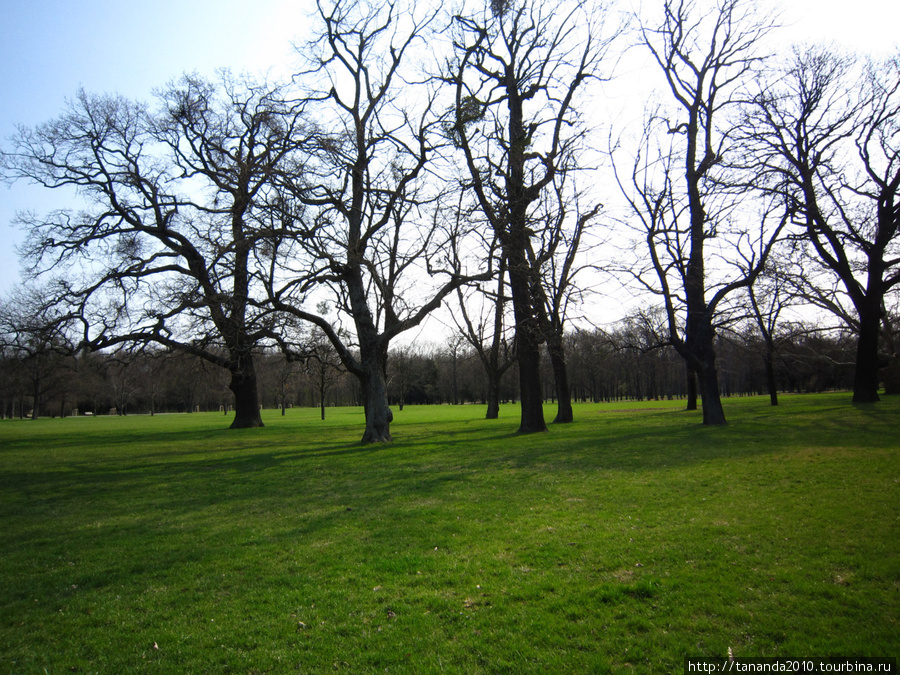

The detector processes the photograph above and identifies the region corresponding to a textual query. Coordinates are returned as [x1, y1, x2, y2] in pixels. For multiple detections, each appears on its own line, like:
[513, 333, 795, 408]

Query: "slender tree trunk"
[764, 346, 779, 406]
[486, 373, 501, 419]
[686, 366, 698, 410]
[450, 350, 459, 405]
[547, 338, 573, 423]
[228, 358, 264, 429]
[480, 338, 510, 420]
[31, 376, 41, 420]
[533, 268, 573, 423]
[484, 255, 508, 421]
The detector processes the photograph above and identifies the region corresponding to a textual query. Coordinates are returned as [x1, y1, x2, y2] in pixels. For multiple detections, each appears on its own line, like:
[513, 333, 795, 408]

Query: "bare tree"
[616, 0, 782, 424]
[305, 329, 342, 420]
[260, 351, 302, 417]
[744, 47, 900, 402]
[453, 252, 516, 418]
[269, 0, 489, 442]
[745, 264, 792, 405]
[1, 74, 308, 428]
[527, 185, 603, 422]
[446, 0, 614, 433]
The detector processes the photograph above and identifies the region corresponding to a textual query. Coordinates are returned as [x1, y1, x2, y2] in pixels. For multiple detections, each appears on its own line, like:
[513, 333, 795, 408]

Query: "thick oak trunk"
[515, 350, 546, 433]
[683, 298, 725, 424]
[360, 364, 392, 443]
[507, 249, 547, 435]
[681, 321, 726, 424]
[228, 360, 264, 429]
[852, 309, 883, 403]
[696, 361, 726, 425]
[485, 375, 501, 419]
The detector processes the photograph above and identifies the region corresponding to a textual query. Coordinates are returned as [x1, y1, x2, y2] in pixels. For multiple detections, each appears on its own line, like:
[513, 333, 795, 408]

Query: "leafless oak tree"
[616, 0, 782, 424]
[268, 0, 489, 442]
[744, 47, 900, 402]
[1, 75, 308, 428]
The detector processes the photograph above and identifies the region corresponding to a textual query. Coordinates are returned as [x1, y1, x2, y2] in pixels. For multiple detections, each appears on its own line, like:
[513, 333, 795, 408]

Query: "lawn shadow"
[4, 395, 897, 553]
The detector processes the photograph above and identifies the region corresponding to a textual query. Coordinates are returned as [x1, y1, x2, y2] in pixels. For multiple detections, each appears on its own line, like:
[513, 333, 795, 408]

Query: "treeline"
[1, 321, 868, 420]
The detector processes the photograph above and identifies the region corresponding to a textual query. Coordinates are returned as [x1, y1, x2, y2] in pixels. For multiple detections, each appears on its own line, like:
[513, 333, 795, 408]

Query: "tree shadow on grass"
[3, 396, 896, 549]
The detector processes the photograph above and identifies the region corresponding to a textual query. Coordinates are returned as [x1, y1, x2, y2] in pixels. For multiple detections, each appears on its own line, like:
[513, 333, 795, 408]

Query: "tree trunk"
[764, 346, 779, 406]
[483, 254, 507, 421]
[31, 375, 41, 420]
[450, 350, 459, 405]
[228, 360, 264, 429]
[852, 308, 883, 402]
[351, 340, 392, 442]
[696, 361, 726, 425]
[686, 366, 698, 410]
[485, 374, 501, 419]
[501, 62, 546, 436]
[506, 247, 547, 434]
[515, 352, 545, 433]
[360, 365, 392, 442]
[547, 338, 573, 423]
[316, 370, 328, 420]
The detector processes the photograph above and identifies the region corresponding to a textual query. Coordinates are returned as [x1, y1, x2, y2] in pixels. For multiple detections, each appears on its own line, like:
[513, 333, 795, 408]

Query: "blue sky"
[1, 0, 898, 299]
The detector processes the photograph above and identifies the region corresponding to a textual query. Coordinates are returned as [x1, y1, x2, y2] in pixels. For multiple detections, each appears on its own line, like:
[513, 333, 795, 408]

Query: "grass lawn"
[0, 394, 897, 673]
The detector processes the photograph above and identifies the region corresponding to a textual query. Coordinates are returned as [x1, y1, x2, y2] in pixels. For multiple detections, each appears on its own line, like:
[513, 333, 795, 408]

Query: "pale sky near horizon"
[1, 0, 898, 306]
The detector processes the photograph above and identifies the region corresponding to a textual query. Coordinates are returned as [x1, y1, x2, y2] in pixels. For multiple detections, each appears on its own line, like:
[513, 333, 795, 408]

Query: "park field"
[0, 394, 898, 673]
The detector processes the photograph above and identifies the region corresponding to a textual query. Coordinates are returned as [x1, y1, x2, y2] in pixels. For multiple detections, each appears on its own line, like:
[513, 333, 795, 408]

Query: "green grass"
[1, 394, 898, 673]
